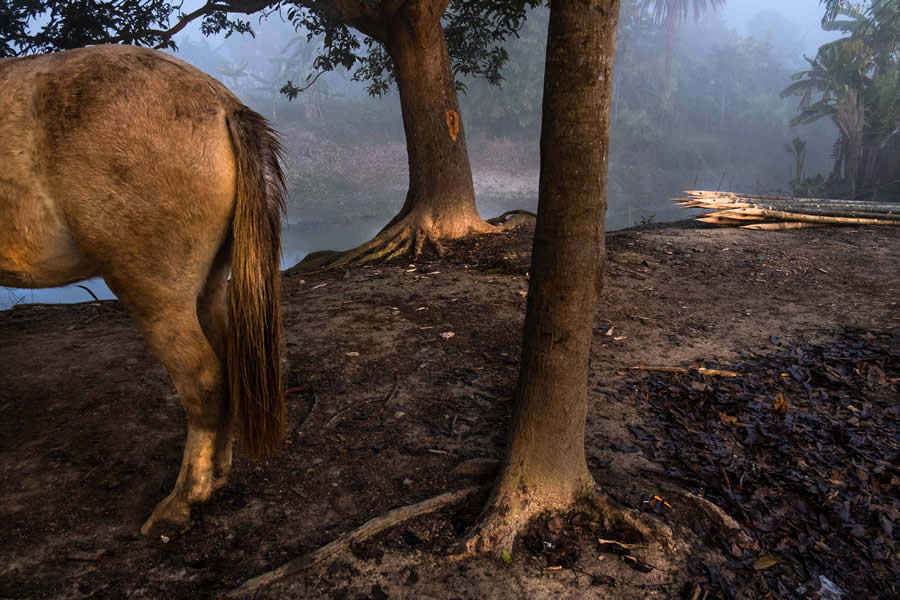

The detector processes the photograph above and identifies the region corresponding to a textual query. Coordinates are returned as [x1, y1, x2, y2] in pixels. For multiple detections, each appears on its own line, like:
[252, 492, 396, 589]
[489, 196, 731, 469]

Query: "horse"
[0, 45, 286, 537]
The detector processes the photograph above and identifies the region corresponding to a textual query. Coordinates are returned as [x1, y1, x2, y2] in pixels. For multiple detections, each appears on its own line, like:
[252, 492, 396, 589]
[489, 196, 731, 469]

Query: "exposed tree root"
[486, 209, 537, 229]
[225, 486, 484, 598]
[579, 491, 675, 551]
[290, 209, 535, 273]
[294, 220, 445, 271]
[660, 487, 757, 551]
[462, 485, 674, 559]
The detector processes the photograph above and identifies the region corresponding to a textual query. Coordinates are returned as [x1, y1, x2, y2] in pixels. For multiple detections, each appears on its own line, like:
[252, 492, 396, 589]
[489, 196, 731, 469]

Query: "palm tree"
[802, 0, 900, 198]
[781, 43, 867, 198]
[785, 137, 807, 183]
[641, 0, 726, 84]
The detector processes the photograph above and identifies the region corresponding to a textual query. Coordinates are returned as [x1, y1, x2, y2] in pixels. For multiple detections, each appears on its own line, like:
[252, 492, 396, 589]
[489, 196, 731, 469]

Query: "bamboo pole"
[678, 195, 900, 213]
[675, 190, 900, 228]
[685, 190, 870, 203]
[696, 216, 755, 226]
[714, 208, 898, 225]
[703, 210, 766, 221]
[740, 221, 829, 230]
[712, 206, 900, 221]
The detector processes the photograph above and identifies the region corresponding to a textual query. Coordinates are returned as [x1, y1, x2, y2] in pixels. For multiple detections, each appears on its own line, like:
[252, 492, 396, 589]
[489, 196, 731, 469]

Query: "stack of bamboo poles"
[675, 190, 900, 230]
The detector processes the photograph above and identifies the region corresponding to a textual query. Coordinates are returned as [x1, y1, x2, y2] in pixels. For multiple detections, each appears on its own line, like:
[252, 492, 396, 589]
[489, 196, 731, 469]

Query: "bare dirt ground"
[1, 223, 897, 599]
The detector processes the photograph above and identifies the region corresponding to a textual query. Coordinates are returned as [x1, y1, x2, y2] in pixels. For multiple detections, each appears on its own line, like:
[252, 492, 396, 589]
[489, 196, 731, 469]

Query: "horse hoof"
[140, 496, 191, 538]
[211, 475, 229, 493]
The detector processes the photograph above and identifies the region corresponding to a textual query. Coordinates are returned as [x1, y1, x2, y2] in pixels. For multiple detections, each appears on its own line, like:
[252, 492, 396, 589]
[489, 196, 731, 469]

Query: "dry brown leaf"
[752, 555, 779, 570]
[772, 391, 788, 415]
[718, 411, 739, 425]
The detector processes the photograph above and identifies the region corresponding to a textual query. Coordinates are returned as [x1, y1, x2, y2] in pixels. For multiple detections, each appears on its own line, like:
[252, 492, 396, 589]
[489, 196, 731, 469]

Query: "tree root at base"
[579, 491, 675, 551]
[462, 486, 675, 558]
[294, 220, 422, 271]
[660, 487, 757, 551]
[225, 486, 484, 598]
[486, 209, 537, 229]
[290, 209, 535, 272]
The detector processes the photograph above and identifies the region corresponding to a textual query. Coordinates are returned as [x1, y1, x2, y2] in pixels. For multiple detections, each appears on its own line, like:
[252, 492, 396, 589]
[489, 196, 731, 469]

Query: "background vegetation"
[165, 1, 849, 233]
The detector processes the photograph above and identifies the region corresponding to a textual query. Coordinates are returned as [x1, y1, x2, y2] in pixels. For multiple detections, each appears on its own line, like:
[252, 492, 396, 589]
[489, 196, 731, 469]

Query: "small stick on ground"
[285, 383, 313, 394]
[226, 486, 484, 598]
[627, 366, 740, 377]
[296, 391, 318, 430]
[323, 397, 385, 429]
[378, 373, 401, 423]
[75, 284, 101, 302]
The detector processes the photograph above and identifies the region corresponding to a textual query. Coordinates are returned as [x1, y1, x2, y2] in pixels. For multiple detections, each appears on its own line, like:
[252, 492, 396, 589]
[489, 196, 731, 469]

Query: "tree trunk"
[663, 10, 677, 90]
[830, 136, 844, 183]
[295, 0, 497, 270]
[846, 132, 861, 200]
[468, 0, 621, 553]
[859, 140, 879, 199]
[382, 12, 491, 240]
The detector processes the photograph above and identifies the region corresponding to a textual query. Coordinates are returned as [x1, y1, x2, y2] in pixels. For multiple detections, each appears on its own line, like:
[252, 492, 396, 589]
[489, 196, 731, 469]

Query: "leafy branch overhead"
[0, 0, 263, 57]
[279, 0, 538, 97]
[2, 0, 540, 96]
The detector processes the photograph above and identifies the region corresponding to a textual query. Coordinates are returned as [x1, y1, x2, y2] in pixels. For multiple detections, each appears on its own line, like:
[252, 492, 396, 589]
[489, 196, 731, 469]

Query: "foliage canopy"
[1, 0, 538, 96]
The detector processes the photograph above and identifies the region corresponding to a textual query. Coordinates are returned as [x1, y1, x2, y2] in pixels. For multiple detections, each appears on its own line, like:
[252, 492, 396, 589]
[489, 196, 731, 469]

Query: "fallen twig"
[285, 383, 313, 394]
[75, 285, 101, 302]
[296, 391, 318, 431]
[323, 397, 384, 429]
[377, 373, 401, 423]
[627, 366, 740, 377]
[226, 486, 483, 597]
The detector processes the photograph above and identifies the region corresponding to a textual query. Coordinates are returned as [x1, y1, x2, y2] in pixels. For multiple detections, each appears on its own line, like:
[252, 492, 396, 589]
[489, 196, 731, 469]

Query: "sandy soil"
[0, 222, 897, 599]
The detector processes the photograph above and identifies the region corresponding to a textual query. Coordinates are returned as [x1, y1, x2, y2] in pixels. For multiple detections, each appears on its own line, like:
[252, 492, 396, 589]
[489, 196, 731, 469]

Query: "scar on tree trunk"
[294, 14, 533, 272]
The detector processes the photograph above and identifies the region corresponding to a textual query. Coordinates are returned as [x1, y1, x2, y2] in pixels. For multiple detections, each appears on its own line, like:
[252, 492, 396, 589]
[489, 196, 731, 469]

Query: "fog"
[3, 0, 842, 308]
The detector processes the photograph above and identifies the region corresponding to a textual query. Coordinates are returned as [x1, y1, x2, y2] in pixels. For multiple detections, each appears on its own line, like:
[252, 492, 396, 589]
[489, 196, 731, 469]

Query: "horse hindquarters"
[134, 106, 287, 537]
[5, 46, 286, 535]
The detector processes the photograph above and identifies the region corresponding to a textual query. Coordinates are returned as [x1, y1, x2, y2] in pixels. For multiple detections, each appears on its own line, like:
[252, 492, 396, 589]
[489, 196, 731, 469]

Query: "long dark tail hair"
[225, 107, 286, 458]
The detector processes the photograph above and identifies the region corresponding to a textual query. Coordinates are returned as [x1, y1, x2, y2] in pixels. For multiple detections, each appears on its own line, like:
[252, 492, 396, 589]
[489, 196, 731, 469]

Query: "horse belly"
[0, 192, 98, 289]
[0, 88, 99, 289]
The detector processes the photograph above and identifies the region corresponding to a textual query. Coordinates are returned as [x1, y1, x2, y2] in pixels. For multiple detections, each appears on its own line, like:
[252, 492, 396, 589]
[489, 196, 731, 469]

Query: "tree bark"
[381, 10, 492, 240]
[296, 0, 496, 269]
[467, 0, 621, 553]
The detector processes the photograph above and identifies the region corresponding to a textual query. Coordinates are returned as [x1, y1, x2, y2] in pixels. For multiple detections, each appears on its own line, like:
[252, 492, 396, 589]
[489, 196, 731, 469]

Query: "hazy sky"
[718, 0, 841, 59]
[170, 0, 842, 53]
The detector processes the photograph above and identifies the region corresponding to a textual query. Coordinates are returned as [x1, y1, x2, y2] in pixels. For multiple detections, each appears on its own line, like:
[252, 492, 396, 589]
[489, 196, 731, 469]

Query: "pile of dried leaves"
[624, 328, 899, 599]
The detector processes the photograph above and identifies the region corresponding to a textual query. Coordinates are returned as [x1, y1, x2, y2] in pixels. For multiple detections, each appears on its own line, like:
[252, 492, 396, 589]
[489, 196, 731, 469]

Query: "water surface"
[1, 189, 680, 310]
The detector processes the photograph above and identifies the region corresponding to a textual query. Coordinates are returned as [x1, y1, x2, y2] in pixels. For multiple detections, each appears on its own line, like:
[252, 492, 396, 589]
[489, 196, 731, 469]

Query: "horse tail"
[225, 107, 286, 459]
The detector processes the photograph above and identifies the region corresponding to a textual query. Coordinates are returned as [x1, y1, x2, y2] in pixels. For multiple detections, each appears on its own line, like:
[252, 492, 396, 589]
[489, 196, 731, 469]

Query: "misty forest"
[0, 0, 897, 599]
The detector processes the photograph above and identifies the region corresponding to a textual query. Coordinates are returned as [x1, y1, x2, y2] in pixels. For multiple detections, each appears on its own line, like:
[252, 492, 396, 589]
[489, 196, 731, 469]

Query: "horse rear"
[0, 45, 286, 536]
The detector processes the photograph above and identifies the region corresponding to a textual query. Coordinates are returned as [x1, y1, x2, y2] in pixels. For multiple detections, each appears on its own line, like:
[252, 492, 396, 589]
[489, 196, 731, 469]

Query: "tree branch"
[138, 0, 278, 48]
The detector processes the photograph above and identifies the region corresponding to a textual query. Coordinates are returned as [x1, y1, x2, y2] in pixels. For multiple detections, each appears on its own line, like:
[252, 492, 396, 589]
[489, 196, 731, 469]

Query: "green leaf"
[501, 549, 512, 564]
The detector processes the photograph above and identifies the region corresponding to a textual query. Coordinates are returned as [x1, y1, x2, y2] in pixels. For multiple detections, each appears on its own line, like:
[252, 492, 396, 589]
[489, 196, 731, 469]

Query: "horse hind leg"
[196, 238, 233, 493]
[106, 268, 230, 537]
[137, 304, 229, 537]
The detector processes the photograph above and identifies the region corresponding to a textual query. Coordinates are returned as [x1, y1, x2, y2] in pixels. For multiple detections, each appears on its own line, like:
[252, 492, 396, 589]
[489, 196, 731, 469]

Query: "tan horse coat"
[0, 45, 285, 536]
